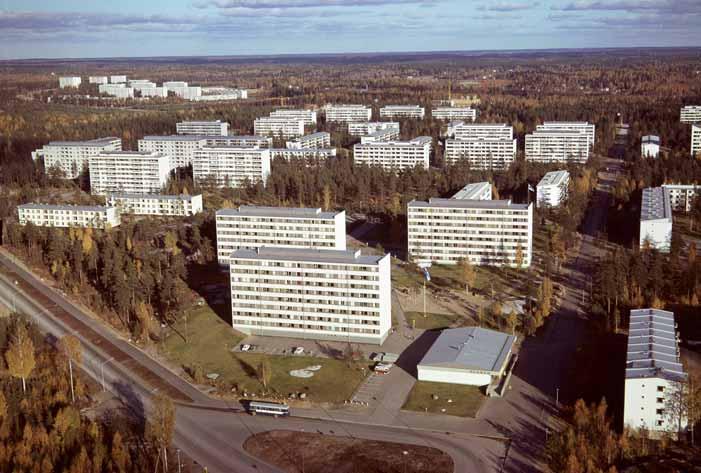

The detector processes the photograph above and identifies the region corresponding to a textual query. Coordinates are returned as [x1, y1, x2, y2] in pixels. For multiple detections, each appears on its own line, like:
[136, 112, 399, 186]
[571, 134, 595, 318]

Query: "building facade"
[269, 109, 317, 126]
[360, 128, 401, 144]
[138, 135, 206, 168]
[229, 247, 391, 345]
[680, 105, 701, 123]
[192, 146, 271, 188]
[109, 75, 127, 83]
[640, 187, 672, 252]
[642, 135, 661, 159]
[431, 107, 477, 122]
[662, 184, 700, 212]
[270, 148, 337, 161]
[176, 120, 229, 136]
[253, 117, 305, 138]
[525, 130, 590, 164]
[59, 77, 81, 88]
[692, 124, 701, 158]
[325, 104, 372, 123]
[32, 137, 122, 179]
[88, 76, 108, 84]
[450, 123, 513, 140]
[444, 138, 517, 170]
[88, 151, 172, 195]
[107, 193, 203, 217]
[348, 121, 399, 136]
[536, 122, 596, 145]
[286, 132, 331, 149]
[536, 170, 570, 208]
[379, 105, 425, 119]
[98, 83, 134, 98]
[18, 204, 120, 229]
[353, 137, 431, 170]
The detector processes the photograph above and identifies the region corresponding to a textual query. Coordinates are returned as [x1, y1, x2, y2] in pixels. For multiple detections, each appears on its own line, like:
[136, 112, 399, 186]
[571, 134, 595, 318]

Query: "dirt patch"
[244, 429, 454, 473]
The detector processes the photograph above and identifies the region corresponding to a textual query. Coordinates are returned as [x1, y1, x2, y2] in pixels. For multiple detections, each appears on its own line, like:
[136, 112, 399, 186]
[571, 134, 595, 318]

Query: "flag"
[528, 184, 534, 192]
[422, 268, 431, 282]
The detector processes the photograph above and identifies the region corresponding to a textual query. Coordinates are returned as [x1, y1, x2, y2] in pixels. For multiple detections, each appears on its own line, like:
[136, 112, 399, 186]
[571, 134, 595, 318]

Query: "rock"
[432, 394, 439, 400]
[447, 399, 453, 403]
[299, 393, 307, 399]
[206, 373, 220, 381]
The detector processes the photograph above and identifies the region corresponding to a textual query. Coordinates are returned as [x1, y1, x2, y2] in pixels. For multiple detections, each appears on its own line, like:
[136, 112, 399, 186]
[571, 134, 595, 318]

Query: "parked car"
[241, 344, 252, 352]
[374, 362, 393, 374]
[293, 346, 304, 355]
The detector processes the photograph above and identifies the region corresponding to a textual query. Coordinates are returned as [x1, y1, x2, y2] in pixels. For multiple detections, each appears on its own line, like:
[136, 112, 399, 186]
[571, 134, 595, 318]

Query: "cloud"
[553, 0, 701, 13]
[478, 2, 537, 12]
[195, 0, 438, 8]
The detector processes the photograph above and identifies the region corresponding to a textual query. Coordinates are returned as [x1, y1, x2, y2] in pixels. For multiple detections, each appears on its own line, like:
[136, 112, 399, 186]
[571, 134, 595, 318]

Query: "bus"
[248, 401, 290, 417]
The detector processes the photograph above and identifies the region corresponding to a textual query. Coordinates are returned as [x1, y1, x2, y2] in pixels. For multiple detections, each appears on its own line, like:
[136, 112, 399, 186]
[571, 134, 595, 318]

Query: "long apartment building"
[88, 76, 108, 84]
[107, 193, 203, 217]
[88, 151, 172, 196]
[379, 105, 425, 119]
[254, 117, 305, 138]
[32, 137, 122, 179]
[525, 129, 590, 164]
[176, 120, 229, 136]
[407, 198, 533, 267]
[451, 181, 492, 200]
[624, 308, 687, 436]
[431, 107, 477, 122]
[110, 75, 127, 83]
[98, 83, 134, 98]
[348, 121, 399, 136]
[640, 187, 672, 252]
[353, 136, 431, 170]
[692, 124, 701, 157]
[444, 123, 516, 170]
[680, 105, 701, 123]
[59, 76, 81, 88]
[271, 148, 337, 161]
[360, 127, 401, 144]
[139, 135, 272, 168]
[269, 109, 317, 126]
[536, 170, 570, 208]
[662, 183, 700, 212]
[216, 205, 346, 266]
[537, 122, 595, 145]
[192, 146, 271, 188]
[286, 132, 331, 149]
[17, 204, 120, 229]
[229, 247, 391, 345]
[325, 104, 372, 123]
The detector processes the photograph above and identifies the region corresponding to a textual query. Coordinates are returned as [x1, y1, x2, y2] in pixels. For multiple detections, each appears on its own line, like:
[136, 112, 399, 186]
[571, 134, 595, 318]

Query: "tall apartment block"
[639, 187, 672, 252]
[286, 132, 331, 149]
[642, 135, 661, 159]
[59, 77, 81, 88]
[431, 107, 477, 122]
[176, 120, 229, 136]
[348, 121, 399, 136]
[379, 105, 425, 119]
[451, 181, 492, 200]
[662, 184, 701, 212]
[325, 104, 372, 123]
[624, 308, 687, 437]
[192, 146, 271, 188]
[269, 109, 317, 126]
[536, 170, 570, 208]
[88, 151, 172, 196]
[229, 247, 392, 345]
[107, 193, 203, 217]
[353, 136, 431, 170]
[271, 148, 337, 161]
[680, 105, 701, 123]
[537, 122, 595, 145]
[525, 129, 590, 164]
[32, 137, 122, 179]
[254, 117, 305, 138]
[407, 198, 533, 267]
[692, 124, 701, 158]
[216, 205, 346, 266]
[17, 204, 120, 229]
[444, 123, 516, 170]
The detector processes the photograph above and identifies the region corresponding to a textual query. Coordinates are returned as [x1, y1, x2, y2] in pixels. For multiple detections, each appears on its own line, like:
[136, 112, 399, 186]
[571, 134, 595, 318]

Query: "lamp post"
[176, 449, 182, 473]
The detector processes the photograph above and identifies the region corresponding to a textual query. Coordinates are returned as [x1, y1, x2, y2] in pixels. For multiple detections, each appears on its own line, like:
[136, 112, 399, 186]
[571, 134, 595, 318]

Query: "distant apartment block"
[193, 87, 248, 101]
[216, 205, 346, 266]
[192, 146, 271, 188]
[229, 247, 391, 345]
[451, 181, 492, 200]
[348, 121, 399, 136]
[59, 76, 81, 88]
[129, 80, 157, 91]
[176, 120, 229, 136]
[286, 132, 331, 149]
[110, 75, 127, 84]
[444, 138, 517, 170]
[204, 135, 272, 148]
[140, 87, 168, 98]
[536, 170, 570, 208]
[270, 109, 317, 126]
[450, 123, 513, 140]
[139, 135, 206, 168]
[88, 76, 108, 85]
[89, 151, 172, 196]
[640, 187, 672, 252]
[537, 121, 595, 145]
[353, 137, 431, 170]
[661, 184, 700, 212]
[431, 107, 477, 122]
[360, 127, 401, 144]
[692, 124, 701, 157]
[407, 198, 532, 267]
[32, 137, 122, 179]
[379, 105, 425, 119]
[271, 148, 337, 161]
[163, 81, 201, 100]
[525, 129, 590, 164]
[18, 204, 120, 229]
[642, 135, 661, 159]
[99, 83, 134, 99]
[624, 308, 687, 436]
[680, 105, 701, 123]
[107, 193, 203, 217]
[325, 104, 372, 123]
[254, 117, 305, 138]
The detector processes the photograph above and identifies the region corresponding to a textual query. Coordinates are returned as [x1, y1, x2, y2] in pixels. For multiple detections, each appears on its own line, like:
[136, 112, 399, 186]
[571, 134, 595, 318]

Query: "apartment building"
[32, 137, 122, 179]
[348, 121, 399, 136]
[176, 120, 229, 136]
[536, 170, 570, 208]
[444, 138, 517, 170]
[525, 129, 590, 164]
[642, 135, 661, 159]
[88, 76, 108, 84]
[98, 83, 134, 98]
[254, 117, 305, 138]
[17, 204, 120, 229]
[270, 109, 317, 126]
[325, 104, 372, 123]
[216, 205, 346, 266]
[192, 146, 271, 188]
[451, 181, 492, 200]
[110, 75, 127, 83]
[286, 132, 331, 149]
[680, 105, 701, 123]
[59, 76, 81, 88]
[353, 136, 431, 170]
[164, 82, 202, 100]
[107, 193, 203, 217]
[360, 127, 401, 144]
[129, 80, 157, 91]
[692, 124, 701, 158]
[88, 151, 172, 196]
[537, 122, 596, 145]
[229, 247, 391, 345]
[431, 107, 477, 122]
[661, 184, 700, 212]
[449, 123, 513, 140]
[140, 87, 168, 98]
[407, 198, 533, 267]
[624, 308, 687, 437]
[640, 187, 672, 252]
[193, 87, 248, 101]
[271, 148, 337, 161]
[379, 105, 425, 119]
[138, 135, 206, 168]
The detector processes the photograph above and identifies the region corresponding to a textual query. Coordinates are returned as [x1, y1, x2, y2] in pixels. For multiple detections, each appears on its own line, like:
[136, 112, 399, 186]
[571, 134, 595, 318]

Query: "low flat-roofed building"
[662, 183, 700, 212]
[88, 151, 172, 196]
[59, 76, 81, 88]
[32, 137, 122, 179]
[176, 120, 229, 136]
[417, 327, 516, 387]
[536, 170, 570, 208]
[325, 104, 372, 123]
[286, 132, 331, 149]
[107, 193, 203, 217]
[379, 105, 425, 119]
[640, 187, 672, 252]
[192, 146, 271, 189]
[642, 135, 661, 159]
[348, 121, 399, 136]
[451, 181, 492, 200]
[88, 76, 108, 84]
[431, 107, 477, 122]
[353, 136, 431, 170]
[680, 105, 701, 124]
[17, 203, 120, 229]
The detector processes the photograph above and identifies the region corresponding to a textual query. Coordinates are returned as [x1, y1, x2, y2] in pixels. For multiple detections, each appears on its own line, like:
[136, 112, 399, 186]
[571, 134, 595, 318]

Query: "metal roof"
[46, 137, 120, 147]
[409, 198, 530, 211]
[18, 203, 113, 212]
[217, 205, 341, 219]
[640, 187, 672, 222]
[451, 182, 492, 200]
[537, 170, 570, 187]
[230, 247, 385, 266]
[625, 308, 686, 382]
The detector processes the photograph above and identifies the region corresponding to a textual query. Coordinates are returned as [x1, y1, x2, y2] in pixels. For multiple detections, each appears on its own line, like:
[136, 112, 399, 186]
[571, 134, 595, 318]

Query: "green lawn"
[402, 381, 485, 418]
[405, 311, 464, 330]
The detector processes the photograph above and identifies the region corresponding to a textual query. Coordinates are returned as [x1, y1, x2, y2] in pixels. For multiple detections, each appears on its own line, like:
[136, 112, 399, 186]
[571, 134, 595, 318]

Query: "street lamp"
[100, 357, 115, 392]
[176, 448, 182, 473]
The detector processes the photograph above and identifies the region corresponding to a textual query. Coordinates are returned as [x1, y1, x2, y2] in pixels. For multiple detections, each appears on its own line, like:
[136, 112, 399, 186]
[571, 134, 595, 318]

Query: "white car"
[241, 344, 252, 352]
[374, 362, 393, 374]
[293, 347, 304, 355]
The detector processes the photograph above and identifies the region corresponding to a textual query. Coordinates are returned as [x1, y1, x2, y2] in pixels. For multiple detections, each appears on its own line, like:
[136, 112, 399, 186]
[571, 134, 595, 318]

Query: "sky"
[0, 0, 700, 59]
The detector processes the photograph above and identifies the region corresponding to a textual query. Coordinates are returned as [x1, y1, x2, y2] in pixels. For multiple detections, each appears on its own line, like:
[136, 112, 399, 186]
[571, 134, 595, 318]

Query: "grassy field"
[402, 381, 485, 418]
[405, 311, 464, 330]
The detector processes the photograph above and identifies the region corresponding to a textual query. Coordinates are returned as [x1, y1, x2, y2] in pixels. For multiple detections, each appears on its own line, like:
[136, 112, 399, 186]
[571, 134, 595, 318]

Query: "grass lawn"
[405, 311, 464, 330]
[402, 381, 485, 418]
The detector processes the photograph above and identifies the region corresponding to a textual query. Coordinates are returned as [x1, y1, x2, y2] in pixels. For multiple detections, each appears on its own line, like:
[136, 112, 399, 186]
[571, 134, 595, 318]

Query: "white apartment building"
[17, 204, 120, 229]
[107, 193, 203, 217]
[692, 124, 701, 158]
[254, 117, 305, 138]
[353, 136, 431, 170]
[194, 87, 248, 101]
[451, 181, 492, 200]
[286, 132, 331, 149]
[129, 80, 157, 90]
[140, 87, 168, 98]
[680, 105, 701, 123]
[164, 82, 202, 100]
[270, 109, 317, 126]
[536, 170, 570, 208]
[229, 247, 391, 345]
[624, 308, 687, 437]
[325, 104, 372, 123]
[176, 120, 229, 136]
[525, 130, 590, 164]
[138, 135, 206, 168]
[59, 77, 81, 88]
[662, 184, 700, 212]
[32, 137, 122, 179]
[89, 151, 172, 196]
[192, 146, 271, 188]
[537, 121, 596, 145]
[99, 83, 134, 98]
[640, 187, 672, 252]
[88, 76, 108, 84]
[431, 107, 477, 122]
[216, 205, 346, 266]
[450, 123, 513, 140]
[407, 198, 533, 267]
[444, 138, 517, 170]
[360, 128, 401, 144]
[642, 135, 661, 159]
[379, 105, 425, 119]
[348, 121, 399, 136]
[206, 135, 272, 148]
[110, 75, 127, 83]
[271, 148, 337, 161]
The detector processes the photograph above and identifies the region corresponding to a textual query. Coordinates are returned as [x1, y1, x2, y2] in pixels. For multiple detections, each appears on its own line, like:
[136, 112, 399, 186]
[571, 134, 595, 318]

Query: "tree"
[59, 335, 82, 404]
[257, 358, 272, 390]
[147, 394, 175, 473]
[457, 257, 476, 295]
[514, 243, 524, 269]
[5, 323, 35, 393]
[322, 184, 332, 210]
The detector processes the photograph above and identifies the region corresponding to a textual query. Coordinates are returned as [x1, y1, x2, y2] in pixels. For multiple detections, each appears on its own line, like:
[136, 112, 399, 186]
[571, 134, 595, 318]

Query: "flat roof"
[641, 187, 672, 221]
[418, 327, 516, 374]
[109, 193, 200, 201]
[530, 129, 590, 136]
[217, 205, 341, 219]
[626, 308, 686, 381]
[409, 197, 530, 211]
[177, 120, 226, 125]
[451, 182, 492, 200]
[141, 134, 269, 141]
[642, 135, 660, 144]
[46, 137, 120, 147]
[356, 136, 431, 147]
[537, 170, 570, 187]
[294, 132, 330, 140]
[230, 247, 384, 265]
[97, 150, 164, 157]
[19, 203, 112, 212]
[541, 121, 593, 126]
